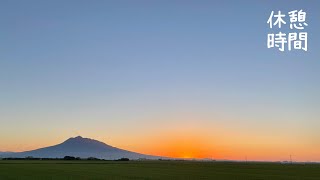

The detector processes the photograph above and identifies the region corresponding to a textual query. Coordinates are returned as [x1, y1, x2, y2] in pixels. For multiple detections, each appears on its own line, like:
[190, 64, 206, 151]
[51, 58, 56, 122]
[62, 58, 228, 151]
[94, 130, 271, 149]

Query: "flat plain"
[0, 160, 319, 180]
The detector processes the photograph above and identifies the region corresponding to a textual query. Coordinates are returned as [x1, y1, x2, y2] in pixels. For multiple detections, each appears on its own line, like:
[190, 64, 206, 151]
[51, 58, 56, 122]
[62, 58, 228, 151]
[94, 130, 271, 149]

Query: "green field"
[0, 160, 319, 180]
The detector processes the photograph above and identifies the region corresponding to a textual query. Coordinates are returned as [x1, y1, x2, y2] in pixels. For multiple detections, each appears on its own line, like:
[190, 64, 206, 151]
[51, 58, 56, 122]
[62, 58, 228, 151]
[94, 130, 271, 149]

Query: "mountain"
[3, 136, 159, 160]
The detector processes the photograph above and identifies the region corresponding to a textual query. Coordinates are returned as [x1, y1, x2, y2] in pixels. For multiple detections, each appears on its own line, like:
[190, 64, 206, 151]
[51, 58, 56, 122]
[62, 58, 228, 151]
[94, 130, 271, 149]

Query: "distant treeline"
[1, 156, 130, 161]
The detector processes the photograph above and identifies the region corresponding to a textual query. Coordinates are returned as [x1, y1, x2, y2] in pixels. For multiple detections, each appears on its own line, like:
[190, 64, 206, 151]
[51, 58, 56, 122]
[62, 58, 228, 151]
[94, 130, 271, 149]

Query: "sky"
[0, 0, 319, 161]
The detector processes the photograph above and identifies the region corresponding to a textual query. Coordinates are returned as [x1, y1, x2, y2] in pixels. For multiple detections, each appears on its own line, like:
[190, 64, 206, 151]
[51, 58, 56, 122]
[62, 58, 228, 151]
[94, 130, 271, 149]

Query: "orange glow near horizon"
[1, 125, 319, 162]
[147, 134, 215, 159]
[113, 122, 320, 162]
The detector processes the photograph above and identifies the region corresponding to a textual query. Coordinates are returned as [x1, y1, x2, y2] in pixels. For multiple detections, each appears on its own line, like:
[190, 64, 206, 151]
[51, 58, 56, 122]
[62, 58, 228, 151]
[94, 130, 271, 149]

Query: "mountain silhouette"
[3, 136, 158, 160]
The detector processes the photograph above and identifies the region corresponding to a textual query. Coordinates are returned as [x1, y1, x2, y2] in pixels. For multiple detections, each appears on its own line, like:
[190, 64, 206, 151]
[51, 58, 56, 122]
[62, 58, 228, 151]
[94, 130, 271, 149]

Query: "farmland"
[0, 160, 319, 179]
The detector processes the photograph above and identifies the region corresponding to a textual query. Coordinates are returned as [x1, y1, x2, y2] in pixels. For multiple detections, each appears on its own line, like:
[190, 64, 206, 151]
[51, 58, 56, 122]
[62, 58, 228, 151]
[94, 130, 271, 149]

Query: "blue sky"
[0, 0, 319, 160]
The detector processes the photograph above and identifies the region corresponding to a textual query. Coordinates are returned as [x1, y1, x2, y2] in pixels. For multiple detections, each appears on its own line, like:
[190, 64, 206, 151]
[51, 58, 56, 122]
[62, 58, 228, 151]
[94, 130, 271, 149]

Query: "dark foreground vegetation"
[2, 156, 130, 161]
[0, 160, 319, 179]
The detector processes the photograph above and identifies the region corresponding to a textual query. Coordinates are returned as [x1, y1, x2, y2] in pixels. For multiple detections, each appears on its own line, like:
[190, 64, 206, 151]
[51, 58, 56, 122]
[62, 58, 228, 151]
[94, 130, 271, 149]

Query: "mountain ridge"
[1, 136, 160, 160]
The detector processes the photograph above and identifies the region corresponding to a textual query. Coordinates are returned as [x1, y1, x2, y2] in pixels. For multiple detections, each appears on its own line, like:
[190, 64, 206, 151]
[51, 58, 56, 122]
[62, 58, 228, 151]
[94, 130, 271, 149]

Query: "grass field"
[0, 160, 319, 180]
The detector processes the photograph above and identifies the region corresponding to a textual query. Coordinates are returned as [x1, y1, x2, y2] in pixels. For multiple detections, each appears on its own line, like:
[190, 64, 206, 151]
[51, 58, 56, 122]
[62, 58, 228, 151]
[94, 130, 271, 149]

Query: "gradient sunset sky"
[1, 0, 319, 161]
